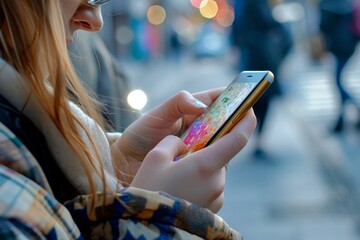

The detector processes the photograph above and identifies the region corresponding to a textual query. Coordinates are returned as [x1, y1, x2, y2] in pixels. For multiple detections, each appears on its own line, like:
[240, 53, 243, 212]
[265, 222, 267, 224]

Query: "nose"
[72, 5, 104, 32]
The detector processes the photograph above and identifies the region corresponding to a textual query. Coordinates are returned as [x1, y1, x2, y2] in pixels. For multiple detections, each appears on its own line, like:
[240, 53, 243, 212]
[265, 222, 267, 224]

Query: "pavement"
[122, 42, 360, 240]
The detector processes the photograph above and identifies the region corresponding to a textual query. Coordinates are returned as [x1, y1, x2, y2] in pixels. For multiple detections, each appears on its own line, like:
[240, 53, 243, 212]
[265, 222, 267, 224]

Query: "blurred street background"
[73, 0, 360, 239]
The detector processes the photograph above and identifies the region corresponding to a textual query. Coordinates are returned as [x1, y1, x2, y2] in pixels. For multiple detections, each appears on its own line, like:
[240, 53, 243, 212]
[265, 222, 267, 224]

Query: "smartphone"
[180, 70, 274, 156]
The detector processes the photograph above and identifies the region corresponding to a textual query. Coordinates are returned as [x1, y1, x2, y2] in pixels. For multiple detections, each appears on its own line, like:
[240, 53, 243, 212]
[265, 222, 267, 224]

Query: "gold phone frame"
[206, 70, 274, 146]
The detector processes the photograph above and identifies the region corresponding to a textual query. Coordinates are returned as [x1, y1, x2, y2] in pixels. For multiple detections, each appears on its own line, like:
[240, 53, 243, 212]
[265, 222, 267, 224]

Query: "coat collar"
[0, 58, 117, 194]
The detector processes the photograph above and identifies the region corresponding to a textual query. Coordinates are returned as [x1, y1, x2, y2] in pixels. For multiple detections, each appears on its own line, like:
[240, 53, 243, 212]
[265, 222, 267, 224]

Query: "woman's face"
[60, 0, 104, 44]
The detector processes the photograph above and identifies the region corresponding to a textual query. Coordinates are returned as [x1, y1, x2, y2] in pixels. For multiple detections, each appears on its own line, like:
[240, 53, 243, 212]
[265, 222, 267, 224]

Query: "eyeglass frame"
[84, 0, 110, 7]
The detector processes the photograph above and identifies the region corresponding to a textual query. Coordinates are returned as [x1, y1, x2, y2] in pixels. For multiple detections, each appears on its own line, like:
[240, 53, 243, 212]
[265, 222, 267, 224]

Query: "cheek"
[59, 0, 81, 36]
[59, 0, 80, 21]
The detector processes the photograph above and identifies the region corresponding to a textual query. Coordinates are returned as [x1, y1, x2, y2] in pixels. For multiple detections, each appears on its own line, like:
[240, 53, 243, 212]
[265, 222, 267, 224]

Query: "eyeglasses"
[85, 0, 110, 7]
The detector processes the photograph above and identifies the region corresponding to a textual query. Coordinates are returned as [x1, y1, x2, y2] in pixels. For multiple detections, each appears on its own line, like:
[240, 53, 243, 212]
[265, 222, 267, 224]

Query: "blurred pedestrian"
[231, 0, 292, 159]
[319, 0, 360, 132]
[169, 29, 183, 62]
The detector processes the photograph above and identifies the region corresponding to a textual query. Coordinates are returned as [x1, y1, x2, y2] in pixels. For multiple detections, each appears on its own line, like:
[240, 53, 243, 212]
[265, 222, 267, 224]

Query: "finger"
[146, 91, 208, 126]
[181, 88, 225, 131]
[192, 87, 225, 106]
[229, 108, 257, 140]
[207, 192, 225, 213]
[144, 135, 187, 165]
[193, 109, 257, 171]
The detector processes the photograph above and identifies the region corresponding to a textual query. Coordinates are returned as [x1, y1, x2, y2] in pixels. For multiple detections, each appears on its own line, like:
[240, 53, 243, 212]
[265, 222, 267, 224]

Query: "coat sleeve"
[64, 187, 243, 240]
[0, 165, 83, 240]
[0, 123, 243, 240]
[0, 123, 82, 239]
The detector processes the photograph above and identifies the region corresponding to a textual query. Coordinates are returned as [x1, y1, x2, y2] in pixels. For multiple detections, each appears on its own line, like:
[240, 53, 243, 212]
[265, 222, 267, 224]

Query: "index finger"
[192, 87, 225, 106]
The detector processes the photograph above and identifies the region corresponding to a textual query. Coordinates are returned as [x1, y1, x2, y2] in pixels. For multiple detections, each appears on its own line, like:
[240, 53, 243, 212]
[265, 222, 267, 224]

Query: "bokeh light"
[215, 6, 234, 27]
[147, 5, 166, 25]
[272, 2, 305, 23]
[127, 90, 148, 110]
[190, 0, 203, 8]
[199, 0, 218, 19]
[115, 26, 134, 45]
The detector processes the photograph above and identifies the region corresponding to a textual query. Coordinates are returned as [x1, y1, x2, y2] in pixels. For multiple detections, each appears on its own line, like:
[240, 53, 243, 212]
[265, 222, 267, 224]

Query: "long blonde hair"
[0, 0, 109, 199]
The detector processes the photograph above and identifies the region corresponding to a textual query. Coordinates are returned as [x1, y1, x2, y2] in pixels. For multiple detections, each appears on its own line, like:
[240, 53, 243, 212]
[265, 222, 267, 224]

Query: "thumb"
[144, 135, 187, 165]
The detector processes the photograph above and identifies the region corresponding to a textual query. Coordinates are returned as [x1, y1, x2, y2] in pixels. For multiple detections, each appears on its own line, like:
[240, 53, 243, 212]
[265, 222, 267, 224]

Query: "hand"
[111, 89, 223, 185]
[130, 109, 257, 212]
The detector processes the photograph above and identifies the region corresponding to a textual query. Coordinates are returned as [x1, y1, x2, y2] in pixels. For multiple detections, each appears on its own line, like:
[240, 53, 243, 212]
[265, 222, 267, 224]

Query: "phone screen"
[181, 71, 272, 155]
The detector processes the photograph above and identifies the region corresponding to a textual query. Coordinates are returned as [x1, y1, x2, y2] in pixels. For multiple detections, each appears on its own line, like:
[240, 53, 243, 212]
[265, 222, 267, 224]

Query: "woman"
[0, 0, 256, 239]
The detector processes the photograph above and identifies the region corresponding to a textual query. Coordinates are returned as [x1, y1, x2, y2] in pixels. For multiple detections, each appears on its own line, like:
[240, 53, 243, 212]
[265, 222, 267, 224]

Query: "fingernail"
[193, 98, 207, 109]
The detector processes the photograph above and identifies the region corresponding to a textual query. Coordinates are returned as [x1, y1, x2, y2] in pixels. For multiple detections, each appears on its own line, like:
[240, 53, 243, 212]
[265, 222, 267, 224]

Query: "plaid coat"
[0, 122, 242, 240]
